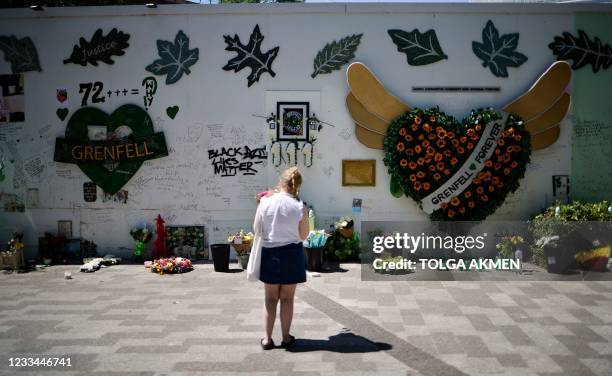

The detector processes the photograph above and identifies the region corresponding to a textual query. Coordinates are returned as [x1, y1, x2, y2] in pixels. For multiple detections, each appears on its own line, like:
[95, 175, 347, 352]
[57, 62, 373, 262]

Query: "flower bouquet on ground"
[496, 235, 524, 259]
[151, 257, 193, 275]
[303, 230, 329, 249]
[227, 229, 254, 256]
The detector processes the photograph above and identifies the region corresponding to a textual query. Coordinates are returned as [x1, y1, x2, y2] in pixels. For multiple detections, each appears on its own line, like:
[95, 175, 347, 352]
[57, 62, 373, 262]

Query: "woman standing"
[253, 167, 309, 350]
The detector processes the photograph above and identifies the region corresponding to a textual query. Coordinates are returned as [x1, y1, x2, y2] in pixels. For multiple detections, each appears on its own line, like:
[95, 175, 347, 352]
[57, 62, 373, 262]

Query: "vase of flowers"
[228, 230, 253, 269]
[130, 223, 153, 260]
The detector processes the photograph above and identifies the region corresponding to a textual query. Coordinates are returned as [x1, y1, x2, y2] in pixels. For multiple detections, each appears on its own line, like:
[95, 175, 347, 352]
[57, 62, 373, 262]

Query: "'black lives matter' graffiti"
[208, 146, 267, 177]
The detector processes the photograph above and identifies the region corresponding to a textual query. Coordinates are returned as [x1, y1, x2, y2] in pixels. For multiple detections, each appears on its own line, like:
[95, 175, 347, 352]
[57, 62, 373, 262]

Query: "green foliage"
[324, 231, 360, 262]
[529, 201, 612, 267]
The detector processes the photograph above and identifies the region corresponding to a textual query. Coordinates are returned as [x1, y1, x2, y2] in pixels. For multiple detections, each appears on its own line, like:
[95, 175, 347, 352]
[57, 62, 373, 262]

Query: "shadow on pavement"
[286, 332, 391, 353]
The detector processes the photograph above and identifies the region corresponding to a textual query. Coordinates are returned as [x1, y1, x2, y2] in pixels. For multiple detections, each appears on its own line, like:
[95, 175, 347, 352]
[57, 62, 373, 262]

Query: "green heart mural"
[54, 104, 168, 194]
[56, 108, 69, 121]
[166, 105, 179, 119]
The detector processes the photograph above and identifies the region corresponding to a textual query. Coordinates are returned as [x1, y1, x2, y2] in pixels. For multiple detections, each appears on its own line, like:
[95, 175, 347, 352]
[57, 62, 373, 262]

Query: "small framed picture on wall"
[276, 102, 309, 141]
[552, 175, 569, 204]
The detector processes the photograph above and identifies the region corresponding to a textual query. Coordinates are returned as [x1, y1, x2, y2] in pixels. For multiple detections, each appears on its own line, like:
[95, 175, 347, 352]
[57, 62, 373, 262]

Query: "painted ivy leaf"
[387, 29, 447, 66]
[145, 30, 199, 85]
[0, 35, 42, 73]
[222, 24, 279, 87]
[311, 34, 362, 78]
[63, 28, 130, 66]
[472, 20, 527, 78]
[548, 30, 612, 73]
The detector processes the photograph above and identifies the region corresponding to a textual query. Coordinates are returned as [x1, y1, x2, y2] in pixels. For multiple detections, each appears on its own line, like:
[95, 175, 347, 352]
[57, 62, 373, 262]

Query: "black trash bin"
[304, 246, 323, 272]
[211, 244, 230, 272]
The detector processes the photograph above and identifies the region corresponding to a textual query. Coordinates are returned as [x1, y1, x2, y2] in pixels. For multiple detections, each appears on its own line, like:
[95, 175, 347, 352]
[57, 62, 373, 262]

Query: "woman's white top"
[258, 192, 304, 248]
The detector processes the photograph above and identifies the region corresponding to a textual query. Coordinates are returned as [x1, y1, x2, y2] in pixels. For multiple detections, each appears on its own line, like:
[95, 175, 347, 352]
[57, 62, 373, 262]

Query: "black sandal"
[280, 335, 296, 348]
[260, 338, 275, 350]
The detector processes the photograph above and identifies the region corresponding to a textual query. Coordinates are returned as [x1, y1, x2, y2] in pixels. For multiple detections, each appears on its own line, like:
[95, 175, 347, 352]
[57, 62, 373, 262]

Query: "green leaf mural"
[472, 20, 528, 78]
[63, 28, 130, 67]
[0, 35, 42, 73]
[222, 24, 279, 87]
[146, 30, 199, 85]
[311, 34, 362, 78]
[549, 30, 612, 73]
[387, 29, 447, 66]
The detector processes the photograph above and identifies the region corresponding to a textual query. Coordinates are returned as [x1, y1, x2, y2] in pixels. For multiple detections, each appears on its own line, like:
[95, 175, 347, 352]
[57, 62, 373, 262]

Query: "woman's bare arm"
[298, 205, 309, 241]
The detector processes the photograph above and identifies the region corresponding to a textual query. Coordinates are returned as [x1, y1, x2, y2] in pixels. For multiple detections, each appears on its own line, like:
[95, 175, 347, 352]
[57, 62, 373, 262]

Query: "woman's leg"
[279, 284, 297, 342]
[263, 283, 280, 345]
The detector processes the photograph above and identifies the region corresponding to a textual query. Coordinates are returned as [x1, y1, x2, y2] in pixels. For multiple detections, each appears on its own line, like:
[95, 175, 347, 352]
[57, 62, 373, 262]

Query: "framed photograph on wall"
[58, 220, 73, 239]
[276, 102, 309, 141]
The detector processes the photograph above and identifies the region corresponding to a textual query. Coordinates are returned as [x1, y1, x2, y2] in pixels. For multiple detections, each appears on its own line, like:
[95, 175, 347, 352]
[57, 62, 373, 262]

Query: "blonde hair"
[278, 167, 302, 196]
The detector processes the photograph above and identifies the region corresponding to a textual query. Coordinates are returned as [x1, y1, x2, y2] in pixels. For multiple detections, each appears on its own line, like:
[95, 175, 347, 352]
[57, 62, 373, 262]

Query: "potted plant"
[324, 217, 361, 262]
[228, 230, 253, 269]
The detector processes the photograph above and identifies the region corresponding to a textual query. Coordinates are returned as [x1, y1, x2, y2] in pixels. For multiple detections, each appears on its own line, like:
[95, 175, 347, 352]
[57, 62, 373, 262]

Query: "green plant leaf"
[548, 30, 612, 73]
[0, 35, 41, 73]
[311, 34, 362, 78]
[390, 176, 403, 198]
[146, 30, 199, 85]
[387, 29, 447, 66]
[472, 20, 527, 78]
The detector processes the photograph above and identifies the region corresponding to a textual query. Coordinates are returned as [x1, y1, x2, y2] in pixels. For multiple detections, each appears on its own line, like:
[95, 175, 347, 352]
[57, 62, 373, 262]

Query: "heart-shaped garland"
[384, 107, 531, 221]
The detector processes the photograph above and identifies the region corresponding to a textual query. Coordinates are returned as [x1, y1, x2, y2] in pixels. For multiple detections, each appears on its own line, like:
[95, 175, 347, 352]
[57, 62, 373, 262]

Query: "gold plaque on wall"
[342, 160, 376, 186]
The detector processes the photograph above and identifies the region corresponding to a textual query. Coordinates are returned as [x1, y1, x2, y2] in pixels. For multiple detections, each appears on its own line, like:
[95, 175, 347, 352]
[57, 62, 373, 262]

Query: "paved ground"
[0, 263, 611, 376]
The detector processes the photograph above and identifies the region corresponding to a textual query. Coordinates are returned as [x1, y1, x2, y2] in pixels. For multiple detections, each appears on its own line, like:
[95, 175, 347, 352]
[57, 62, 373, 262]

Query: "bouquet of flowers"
[130, 223, 153, 257]
[303, 230, 329, 249]
[227, 229, 254, 256]
[496, 235, 524, 259]
[334, 216, 355, 238]
[8, 232, 24, 252]
[151, 257, 193, 275]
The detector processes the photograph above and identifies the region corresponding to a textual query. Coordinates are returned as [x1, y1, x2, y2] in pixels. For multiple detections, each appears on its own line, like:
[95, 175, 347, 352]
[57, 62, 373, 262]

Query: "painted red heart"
[384, 107, 531, 221]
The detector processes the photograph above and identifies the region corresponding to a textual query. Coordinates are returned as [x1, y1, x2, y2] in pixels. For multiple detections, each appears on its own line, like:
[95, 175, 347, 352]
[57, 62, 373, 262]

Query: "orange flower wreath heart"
[383, 107, 530, 221]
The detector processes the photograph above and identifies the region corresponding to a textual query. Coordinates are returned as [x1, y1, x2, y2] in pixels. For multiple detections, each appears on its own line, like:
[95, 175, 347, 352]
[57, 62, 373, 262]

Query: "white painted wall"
[0, 3, 601, 258]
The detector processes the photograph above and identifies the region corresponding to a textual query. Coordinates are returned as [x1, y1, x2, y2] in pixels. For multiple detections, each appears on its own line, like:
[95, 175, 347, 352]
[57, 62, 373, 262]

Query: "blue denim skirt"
[259, 242, 307, 285]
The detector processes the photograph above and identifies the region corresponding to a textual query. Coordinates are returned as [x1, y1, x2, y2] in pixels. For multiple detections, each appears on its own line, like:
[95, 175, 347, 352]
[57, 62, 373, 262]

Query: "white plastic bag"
[246, 205, 263, 281]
